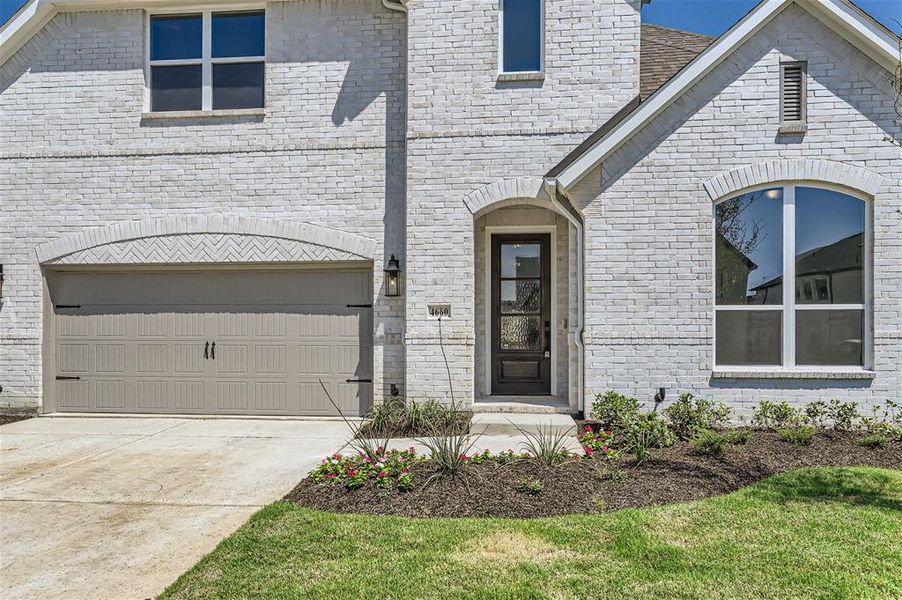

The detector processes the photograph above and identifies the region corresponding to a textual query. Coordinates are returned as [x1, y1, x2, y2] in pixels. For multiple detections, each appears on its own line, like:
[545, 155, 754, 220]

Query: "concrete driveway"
[0, 416, 350, 600]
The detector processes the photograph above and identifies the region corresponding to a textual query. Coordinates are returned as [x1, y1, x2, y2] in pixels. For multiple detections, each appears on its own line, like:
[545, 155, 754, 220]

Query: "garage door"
[48, 269, 373, 416]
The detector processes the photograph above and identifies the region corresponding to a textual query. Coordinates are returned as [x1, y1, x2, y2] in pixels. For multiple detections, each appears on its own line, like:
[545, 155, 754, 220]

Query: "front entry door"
[491, 234, 551, 395]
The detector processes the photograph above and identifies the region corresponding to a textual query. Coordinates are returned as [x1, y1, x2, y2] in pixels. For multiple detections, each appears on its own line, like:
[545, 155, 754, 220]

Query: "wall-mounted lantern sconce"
[384, 254, 401, 297]
[0, 264, 5, 300]
[390, 383, 400, 397]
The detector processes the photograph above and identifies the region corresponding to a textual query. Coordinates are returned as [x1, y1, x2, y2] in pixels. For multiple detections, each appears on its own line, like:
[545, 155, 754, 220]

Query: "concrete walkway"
[0, 416, 350, 600]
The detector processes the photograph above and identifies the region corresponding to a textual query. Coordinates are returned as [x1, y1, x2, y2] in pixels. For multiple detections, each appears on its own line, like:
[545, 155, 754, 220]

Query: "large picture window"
[149, 10, 265, 112]
[714, 185, 867, 368]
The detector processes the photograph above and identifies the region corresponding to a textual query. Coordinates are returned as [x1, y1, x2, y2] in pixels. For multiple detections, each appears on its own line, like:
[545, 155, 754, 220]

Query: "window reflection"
[795, 187, 865, 305]
[715, 188, 783, 305]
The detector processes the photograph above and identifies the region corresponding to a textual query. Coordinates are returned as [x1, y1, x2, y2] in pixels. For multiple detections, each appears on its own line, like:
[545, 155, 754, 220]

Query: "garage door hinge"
[55, 304, 82, 309]
[346, 304, 373, 309]
[346, 378, 372, 383]
[55, 376, 81, 381]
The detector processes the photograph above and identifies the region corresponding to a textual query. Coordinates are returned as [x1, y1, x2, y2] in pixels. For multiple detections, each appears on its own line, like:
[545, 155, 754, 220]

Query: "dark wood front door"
[491, 234, 551, 396]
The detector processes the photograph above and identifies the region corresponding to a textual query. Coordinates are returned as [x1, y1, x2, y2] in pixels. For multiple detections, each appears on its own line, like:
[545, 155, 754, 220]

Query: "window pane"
[212, 62, 265, 109]
[502, 0, 542, 72]
[796, 310, 863, 366]
[795, 187, 865, 304]
[501, 280, 541, 314]
[151, 65, 202, 112]
[150, 15, 202, 61]
[500, 243, 541, 278]
[212, 11, 265, 58]
[715, 188, 783, 305]
[715, 310, 782, 366]
[500, 316, 541, 350]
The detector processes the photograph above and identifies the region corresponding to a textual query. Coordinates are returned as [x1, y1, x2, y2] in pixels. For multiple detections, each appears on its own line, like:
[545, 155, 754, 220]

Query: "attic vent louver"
[779, 61, 807, 133]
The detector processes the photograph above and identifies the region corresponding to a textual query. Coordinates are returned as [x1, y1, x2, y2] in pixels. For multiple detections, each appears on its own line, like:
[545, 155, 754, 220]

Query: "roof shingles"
[640, 23, 714, 99]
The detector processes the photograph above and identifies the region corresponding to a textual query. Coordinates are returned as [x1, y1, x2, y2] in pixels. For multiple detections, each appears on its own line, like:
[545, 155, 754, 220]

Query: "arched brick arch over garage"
[703, 159, 886, 201]
[35, 215, 378, 264]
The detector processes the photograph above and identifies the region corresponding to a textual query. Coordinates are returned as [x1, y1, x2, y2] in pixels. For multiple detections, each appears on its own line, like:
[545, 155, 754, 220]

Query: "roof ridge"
[640, 22, 715, 41]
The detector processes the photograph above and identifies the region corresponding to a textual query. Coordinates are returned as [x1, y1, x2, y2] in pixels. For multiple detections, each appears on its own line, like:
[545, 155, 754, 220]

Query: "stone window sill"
[712, 369, 876, 380]
[497, 71, 545, 82]
[778, 122, 807, 134]
[141, 108, 265, 120]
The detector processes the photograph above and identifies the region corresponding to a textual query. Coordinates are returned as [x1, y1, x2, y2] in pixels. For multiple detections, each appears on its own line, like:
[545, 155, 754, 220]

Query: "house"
[0, 0, 899, 419]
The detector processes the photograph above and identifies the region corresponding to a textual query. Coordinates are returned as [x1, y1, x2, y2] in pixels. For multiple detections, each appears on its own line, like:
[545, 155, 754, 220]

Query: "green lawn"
[161, 467, 902, 599]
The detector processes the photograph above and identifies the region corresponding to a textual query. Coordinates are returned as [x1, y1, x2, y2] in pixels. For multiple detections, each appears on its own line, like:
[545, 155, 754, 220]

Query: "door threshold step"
[473, 399, 572, 415]
[470, 412, 576, 437]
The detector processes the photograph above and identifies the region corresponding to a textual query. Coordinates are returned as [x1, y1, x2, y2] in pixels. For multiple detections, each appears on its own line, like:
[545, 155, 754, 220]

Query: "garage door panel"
[51, 269, 373, 416]
[216, 381, 248, 411]
[96, 380, 126, 409]
[215, 344, 249, 375]
[254, 382, 287, 412]
[255, 345, 287, 375]
[57, 380, 91, 410]
[137, 381, 169, 410]
[173, 381, 205, 411]
[95, 344, 127, 374]
[136, 344, 170, 374]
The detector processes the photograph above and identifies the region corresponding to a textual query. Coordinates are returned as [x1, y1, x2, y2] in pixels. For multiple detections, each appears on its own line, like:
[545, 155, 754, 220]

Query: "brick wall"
[0, 1, 407, 411]
[404, 0, 642, 402]
[573, 5, 901, 417]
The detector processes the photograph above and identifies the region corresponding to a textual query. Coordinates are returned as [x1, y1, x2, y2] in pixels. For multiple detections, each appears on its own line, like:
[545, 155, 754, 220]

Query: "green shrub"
[589, 391, 641, 434]
[418, 429, 481, 478]
[827, 400, 861, 432]
[515, 478, 542, 496]
[753, 401, 800, 431]
[858, 433, 888, 448]
[722, 429, 752, 445]
[664, 393, 733, 440]
[804, 401, 830, 429]
[690, 429, 727, 455]
[779, 426, 815, 445]
[361, 399, 471, 438]
[860, 400, 902, 441]
[513, 422, 575, 466]
[625, 412, 675, 465]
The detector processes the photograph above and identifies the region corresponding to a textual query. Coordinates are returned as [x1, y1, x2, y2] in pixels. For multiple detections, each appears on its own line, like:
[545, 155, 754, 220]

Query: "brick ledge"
[712, 369, 876, 380]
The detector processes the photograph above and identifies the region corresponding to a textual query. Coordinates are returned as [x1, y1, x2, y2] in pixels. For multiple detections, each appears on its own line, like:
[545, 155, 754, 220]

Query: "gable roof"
[550, 0, 902, 191]
[640, 24, 714, 99]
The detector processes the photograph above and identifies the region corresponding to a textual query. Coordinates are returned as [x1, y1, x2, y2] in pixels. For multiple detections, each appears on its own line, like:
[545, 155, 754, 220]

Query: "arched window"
[714, 185, 868, 368]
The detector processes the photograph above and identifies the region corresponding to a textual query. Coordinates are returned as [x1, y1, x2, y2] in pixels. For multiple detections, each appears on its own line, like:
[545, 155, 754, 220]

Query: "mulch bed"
[0, 414, 33, 427]
[285, 430, 901, 518]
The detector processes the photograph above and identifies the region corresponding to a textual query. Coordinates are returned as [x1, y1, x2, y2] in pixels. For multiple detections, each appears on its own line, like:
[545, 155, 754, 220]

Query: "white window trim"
[498, 0, 545, 76]
[145, 6, 266, 113]
[712, 182, 872, 372]
[484, 225, 557, 398]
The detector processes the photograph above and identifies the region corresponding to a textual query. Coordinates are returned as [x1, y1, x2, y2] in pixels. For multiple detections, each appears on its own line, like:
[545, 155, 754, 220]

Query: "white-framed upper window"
[499, 0, 544, 74]
[147, 9, 265, 112]
[713, 184, 869, 369]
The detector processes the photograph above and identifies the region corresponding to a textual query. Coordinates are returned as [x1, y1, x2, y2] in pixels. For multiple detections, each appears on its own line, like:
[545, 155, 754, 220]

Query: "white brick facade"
[571, 4, 901, 416]
[1, 0, 898, 416]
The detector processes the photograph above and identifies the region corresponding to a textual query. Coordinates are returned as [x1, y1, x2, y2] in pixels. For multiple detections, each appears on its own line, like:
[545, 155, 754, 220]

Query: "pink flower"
[408, 446, 416, 454]
[459, 454, 469, 461]
[584, 426, 593, 432]
[347, 469, 358, 478]
[326, 473, 336, 479]
[584, 447, 594, 456]
[377, 470, 388, 478]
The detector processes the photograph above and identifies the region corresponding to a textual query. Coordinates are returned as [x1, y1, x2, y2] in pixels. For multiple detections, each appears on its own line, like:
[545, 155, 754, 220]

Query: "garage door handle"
[56, 376, 81, 381]
[204, 342, 209, 360]
[346, 378, 372, 383]
[211, 341, 215, 360]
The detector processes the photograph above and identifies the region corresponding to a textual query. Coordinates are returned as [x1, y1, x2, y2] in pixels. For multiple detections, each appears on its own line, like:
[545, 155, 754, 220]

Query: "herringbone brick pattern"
[51, 234, 361, 264]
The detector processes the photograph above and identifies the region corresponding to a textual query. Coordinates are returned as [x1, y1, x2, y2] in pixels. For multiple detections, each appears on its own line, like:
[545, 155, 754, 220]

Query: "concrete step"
[470, 412, 577, 437]
[473, 398, 572, 414]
